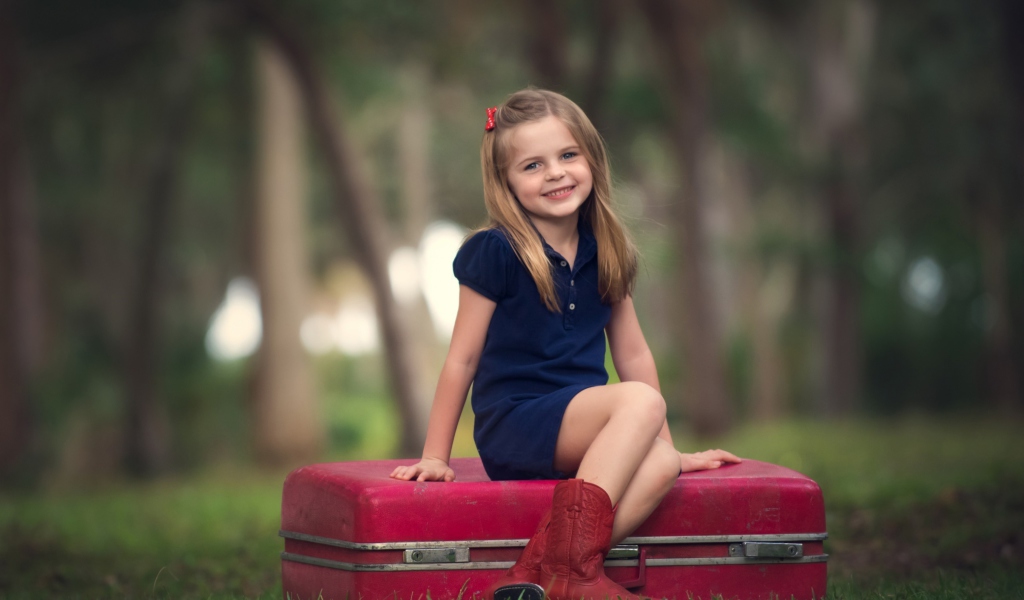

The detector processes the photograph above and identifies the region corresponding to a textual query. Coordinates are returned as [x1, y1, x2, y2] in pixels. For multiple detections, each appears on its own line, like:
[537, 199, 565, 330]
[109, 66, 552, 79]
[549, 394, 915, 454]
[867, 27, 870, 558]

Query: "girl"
[390, 89, 740, 600]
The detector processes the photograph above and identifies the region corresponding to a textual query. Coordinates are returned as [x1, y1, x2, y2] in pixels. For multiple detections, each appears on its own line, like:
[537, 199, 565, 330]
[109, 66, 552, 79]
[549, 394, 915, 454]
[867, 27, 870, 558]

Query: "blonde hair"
[479, 88, 638, 312]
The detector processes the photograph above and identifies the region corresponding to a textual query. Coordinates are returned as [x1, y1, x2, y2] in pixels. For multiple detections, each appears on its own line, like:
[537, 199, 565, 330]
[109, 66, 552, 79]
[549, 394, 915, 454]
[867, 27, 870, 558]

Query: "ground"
[1, 417, 1022, 599]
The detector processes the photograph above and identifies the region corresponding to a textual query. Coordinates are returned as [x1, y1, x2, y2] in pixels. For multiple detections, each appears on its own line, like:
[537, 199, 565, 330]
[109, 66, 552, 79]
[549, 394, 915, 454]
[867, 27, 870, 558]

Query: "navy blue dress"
[453, 224, 612, 481]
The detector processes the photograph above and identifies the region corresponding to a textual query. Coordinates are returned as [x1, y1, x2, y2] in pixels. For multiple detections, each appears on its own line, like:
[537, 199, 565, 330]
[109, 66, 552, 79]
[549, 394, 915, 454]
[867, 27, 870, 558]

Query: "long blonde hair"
[479, 88, 637, 312]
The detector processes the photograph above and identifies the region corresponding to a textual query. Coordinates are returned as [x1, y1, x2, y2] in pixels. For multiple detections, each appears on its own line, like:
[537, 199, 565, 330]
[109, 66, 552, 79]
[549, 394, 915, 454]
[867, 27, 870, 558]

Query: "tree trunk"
[710, 142, 790, 421]
[397, 68, 434, 243]
[996, 0, 1024, 414]
[977, 199, 1020, 414]
[0, 0, 39, 476]
[248, 39, 324, 464]
[520, 0, 568, 90]
[239, 0, 426, 457]
[396, 69, 441, 434]
[123, 3, 209, 476]
[639, 0, 732, 437]
[580, 0, 622, 129]
[803, 0, 875, 417]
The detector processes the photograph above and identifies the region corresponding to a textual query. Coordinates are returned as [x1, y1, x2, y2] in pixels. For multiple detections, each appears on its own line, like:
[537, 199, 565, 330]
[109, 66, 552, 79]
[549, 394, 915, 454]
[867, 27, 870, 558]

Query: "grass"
[1, 416, 1022, 599]
[0, 467, 286, 598]
[827, 569, 1024, 599]
[703, 416, 1024, 510]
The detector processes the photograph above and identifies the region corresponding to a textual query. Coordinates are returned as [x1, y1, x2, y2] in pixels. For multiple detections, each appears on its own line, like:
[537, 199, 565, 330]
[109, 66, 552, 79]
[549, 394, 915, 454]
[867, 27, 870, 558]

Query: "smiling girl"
[390, 88, 739, 600]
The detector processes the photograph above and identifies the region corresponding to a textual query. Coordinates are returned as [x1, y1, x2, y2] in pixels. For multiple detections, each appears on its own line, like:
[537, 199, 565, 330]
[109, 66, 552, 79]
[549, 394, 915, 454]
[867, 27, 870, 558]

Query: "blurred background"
[0, 0, 1022, 597]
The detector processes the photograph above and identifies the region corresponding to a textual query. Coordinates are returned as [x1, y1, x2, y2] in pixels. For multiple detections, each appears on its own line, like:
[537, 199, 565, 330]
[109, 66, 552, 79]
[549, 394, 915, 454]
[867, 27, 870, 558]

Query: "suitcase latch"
[728, 542, 804, 559]
[607, 545, 640, 560]
[403, 548, 470, 564]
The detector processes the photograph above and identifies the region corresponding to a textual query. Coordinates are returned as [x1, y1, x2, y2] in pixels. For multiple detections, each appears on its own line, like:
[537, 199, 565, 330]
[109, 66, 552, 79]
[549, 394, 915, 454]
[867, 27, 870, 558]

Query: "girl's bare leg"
[608, 437, 679, 544]
[553, 382, 680, 542]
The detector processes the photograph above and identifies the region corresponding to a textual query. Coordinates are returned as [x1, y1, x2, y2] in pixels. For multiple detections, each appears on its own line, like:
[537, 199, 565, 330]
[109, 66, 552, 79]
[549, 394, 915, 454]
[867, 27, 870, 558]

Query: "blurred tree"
[854, 0, 1019, 414]
[397, 67, 435, 243]
[579, 0, 623, 129]
[639, 0, 733, 436]
[518, 0, 568, 90]
[238, 0, 426, 456]
[991, 0, 1024, 414]
[249, 38, 324, 464]
[802, 0, 875, 418]
[975, 195, 1019, 413]
[396, 66, 444, 433]
[123, 1, 212, 477]
[0, 0, 43, 478]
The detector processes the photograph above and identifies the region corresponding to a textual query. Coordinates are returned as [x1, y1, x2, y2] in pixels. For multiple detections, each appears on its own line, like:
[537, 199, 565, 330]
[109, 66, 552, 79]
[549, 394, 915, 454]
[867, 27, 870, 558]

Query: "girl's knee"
[617, 382, 666, 427]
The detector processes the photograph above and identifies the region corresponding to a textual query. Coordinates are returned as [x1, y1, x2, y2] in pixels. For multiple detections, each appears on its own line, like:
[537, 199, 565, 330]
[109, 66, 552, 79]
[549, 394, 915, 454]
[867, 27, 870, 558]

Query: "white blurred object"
[206, 277, 263, 361]
[300, 313, 337, 356]
[334, 295, 380, 355]
[419, 220, 467, 339]
[902, 256, 947, 315]
[297, 219, 467, 358]
[389, 246, 422, 304]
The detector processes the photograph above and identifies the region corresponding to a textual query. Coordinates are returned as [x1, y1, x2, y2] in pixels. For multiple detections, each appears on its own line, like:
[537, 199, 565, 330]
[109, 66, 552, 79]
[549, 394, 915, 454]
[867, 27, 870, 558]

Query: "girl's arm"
[390, 285, 496, 482]
[606, 296, 741, 472]
[606, 296, 661, 389]
[606, 295, 669, 438]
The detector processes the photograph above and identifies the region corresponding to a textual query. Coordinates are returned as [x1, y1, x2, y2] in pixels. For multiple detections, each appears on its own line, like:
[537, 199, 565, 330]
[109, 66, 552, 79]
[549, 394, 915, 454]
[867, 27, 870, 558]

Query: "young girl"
[390, 89, 740, 600]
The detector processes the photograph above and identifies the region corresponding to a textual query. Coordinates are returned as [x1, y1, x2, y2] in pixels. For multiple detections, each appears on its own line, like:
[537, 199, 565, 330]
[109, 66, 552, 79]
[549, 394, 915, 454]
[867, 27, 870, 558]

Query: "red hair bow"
[484, 107, 497, 131]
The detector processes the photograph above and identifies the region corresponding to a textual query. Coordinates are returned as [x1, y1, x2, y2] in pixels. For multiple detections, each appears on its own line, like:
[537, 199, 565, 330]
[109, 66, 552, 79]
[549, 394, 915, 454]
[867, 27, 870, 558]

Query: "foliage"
[8, 0, 1024, 485]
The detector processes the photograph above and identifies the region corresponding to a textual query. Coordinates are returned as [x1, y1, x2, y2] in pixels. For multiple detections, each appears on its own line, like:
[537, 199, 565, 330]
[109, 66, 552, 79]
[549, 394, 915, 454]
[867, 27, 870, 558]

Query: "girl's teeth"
[545, 187, 572, 196]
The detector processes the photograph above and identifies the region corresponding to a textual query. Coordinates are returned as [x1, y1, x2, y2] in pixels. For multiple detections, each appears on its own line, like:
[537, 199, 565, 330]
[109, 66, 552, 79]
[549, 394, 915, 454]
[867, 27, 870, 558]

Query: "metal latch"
[403, 548, 470, 564]
[607, 545, 640, 560]
[728, 542, 804, 559]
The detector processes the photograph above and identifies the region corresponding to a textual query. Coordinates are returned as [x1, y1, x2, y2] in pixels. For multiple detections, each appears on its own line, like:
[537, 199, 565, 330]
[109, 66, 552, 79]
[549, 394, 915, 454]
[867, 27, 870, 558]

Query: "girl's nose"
[545, 165, 566, 180]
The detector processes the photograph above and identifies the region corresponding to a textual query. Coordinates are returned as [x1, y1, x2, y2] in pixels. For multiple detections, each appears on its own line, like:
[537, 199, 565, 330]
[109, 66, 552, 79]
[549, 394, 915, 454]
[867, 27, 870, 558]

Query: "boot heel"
[493, 583, 545, 600]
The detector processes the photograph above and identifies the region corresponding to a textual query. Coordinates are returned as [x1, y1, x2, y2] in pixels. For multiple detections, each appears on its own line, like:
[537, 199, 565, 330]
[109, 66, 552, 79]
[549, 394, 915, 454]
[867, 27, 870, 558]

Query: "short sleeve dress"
[453, 223, 612, 481]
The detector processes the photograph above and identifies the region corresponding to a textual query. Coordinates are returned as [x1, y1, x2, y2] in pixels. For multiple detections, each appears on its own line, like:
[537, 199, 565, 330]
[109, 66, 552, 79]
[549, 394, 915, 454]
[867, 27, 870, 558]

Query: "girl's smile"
[542, 185, 577, 199]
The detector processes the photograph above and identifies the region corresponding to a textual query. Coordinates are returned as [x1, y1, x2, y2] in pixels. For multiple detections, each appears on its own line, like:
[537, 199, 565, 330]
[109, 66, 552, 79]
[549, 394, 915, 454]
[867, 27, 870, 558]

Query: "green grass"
[701, 416, 1024, 510]
[1, 417, 1022, 599]
[0, 468, 286, 598]
[828, 568, 1024, 599]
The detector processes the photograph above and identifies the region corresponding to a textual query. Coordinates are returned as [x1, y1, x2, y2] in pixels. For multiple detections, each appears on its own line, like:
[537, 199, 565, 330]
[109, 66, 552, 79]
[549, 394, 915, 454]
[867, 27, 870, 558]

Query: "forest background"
[1, 0, 1023, 598]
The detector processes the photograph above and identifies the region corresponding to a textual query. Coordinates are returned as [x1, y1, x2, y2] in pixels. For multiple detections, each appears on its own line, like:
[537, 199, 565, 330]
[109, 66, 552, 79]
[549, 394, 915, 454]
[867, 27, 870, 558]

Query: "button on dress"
[453, 224, 611, 480]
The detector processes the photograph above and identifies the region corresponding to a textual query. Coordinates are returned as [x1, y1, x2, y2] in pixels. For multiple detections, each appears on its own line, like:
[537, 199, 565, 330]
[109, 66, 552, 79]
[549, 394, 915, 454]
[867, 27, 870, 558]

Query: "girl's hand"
[679, 449, 742, 473]
[389, 458, 456, 482]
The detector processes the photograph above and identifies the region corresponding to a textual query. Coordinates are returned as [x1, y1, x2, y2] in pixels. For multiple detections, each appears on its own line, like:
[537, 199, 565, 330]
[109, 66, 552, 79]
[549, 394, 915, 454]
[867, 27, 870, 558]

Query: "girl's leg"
[609, 437, 679, 544]
[553, 382, 680, 540]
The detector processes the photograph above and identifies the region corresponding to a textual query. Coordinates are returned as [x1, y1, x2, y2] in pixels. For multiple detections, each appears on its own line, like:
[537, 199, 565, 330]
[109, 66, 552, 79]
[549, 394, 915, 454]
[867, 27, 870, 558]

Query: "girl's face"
[505, 115, 593, 231]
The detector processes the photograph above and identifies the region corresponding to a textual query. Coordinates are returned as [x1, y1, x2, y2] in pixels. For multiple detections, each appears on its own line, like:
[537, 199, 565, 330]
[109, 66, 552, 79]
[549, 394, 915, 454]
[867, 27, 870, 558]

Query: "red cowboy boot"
[540, 479, 640, 600]
[484, 509, 551, 600]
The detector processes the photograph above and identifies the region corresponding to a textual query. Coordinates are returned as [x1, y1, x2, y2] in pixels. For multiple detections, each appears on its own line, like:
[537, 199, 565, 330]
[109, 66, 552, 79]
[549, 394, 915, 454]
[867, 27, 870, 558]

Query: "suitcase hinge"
[403, 548, 470, 564]
[728, 542, 804, 559]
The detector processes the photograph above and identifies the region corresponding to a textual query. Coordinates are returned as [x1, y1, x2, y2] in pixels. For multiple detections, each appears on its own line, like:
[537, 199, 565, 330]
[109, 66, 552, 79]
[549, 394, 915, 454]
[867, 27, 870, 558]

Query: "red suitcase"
[280, 458, 827, 600]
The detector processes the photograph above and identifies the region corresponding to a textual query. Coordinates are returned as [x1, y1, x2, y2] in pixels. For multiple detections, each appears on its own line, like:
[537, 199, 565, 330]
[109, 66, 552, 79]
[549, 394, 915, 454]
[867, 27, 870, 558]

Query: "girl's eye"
[524, 162, 540, 171]
[561, 152, 577, 160]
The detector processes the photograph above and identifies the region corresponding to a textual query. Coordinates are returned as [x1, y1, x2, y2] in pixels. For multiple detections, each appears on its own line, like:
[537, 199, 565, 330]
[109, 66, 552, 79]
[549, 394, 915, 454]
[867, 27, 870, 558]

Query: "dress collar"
[541, 220, 597, 269]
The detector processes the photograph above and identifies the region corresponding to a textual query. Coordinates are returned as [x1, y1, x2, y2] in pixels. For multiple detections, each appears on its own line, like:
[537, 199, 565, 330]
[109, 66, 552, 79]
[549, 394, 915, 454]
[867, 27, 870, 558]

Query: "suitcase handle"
[612, 546, 647, 589]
